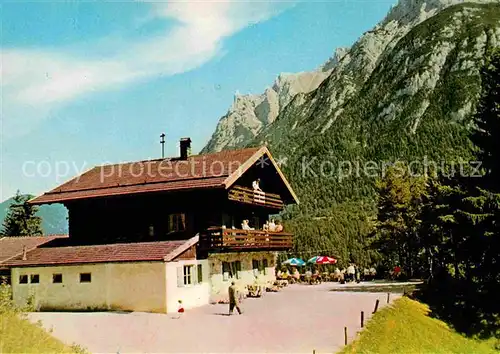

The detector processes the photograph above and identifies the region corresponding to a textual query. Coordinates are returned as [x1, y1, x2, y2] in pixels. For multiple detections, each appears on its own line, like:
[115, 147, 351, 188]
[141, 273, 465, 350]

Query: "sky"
[1, 0, 396, 202]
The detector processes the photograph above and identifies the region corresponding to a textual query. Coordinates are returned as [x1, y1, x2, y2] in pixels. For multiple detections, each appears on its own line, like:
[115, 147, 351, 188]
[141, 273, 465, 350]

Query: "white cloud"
[1, 0, 293, 139]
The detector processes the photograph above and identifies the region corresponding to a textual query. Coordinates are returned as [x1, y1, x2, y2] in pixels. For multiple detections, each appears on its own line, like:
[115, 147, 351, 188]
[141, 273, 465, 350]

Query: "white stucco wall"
[11, 262, 167, 313]
[165, 259, 210, 313]
[208, 251, 277, 298]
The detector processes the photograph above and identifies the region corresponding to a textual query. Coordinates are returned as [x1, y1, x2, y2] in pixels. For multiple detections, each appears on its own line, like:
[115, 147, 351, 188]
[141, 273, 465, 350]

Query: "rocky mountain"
[204, 0, 499, 208]
[201, 48, 349, 153]
[202, 1, 498, 154]
[0, 196, 68, 235]
[202, 0, 500, 259]
[254, 1, 500, 211]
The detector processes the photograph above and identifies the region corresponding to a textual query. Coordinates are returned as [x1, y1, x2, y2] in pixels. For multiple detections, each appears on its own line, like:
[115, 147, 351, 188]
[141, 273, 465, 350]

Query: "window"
[183, 265, 193, 285]
[177, 265, 201, 287]
[197, 264, 203, 284]
[19, 275, 28, 284]
[253, 259, 261, 276]
[30, 274, 40, 284]
[80, 273, 91, 283]
[168, 213, 186, 233]
[222, 261, 241, 280]
[53, 274, 63, 284]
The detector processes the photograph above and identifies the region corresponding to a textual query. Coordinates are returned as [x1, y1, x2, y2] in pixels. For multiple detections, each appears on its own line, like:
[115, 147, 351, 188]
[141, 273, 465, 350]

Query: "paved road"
[29, 283, 401, 354]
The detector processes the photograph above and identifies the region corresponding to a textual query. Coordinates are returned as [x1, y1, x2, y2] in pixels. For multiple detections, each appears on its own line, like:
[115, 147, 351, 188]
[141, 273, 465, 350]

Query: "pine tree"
[372, 164, 427, 277]
[1, 191, 43, 236]
[470, 49, 500, 190]
[418, 49, 500, 336]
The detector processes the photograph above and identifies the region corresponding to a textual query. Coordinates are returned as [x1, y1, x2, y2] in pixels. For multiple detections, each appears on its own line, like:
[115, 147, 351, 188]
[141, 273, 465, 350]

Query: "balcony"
[200, 227, 293, 252]
[228, 186, 284, 209]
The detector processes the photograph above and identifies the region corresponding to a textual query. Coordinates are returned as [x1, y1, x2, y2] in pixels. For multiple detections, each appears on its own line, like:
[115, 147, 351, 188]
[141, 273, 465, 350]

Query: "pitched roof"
[30, 147, 261, 204]
[0, 235, 67, 264]
[2, 236, 199, 267]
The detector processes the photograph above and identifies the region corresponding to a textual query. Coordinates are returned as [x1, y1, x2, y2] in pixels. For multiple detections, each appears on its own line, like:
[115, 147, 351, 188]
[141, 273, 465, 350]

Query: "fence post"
[373, 299, 380, 314]
[344, 326, 348, 345]
[387, 292, 390, 304]
[361, 311, 364, 328]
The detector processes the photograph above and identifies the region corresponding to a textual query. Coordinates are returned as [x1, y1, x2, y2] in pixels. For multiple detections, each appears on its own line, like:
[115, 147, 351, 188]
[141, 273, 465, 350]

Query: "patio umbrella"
[282, 258, 306, 266]
[307, 256, 337, 265]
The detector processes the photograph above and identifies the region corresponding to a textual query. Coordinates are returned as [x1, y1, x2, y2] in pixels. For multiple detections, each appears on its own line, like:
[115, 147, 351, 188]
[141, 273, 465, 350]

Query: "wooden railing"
[200, 227, 293, 251]
[228, 185, 284, 209]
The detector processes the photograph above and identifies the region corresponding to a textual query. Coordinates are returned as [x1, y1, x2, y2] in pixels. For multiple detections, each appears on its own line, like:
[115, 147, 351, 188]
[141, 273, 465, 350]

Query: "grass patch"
[340, 297, 498, 354]
[0, 312, 84, 353]
[0, 283, 86, 353]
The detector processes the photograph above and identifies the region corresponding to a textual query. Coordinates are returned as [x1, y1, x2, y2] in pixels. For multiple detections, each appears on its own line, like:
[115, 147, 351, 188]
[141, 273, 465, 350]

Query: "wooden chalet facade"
[4, 140, 298, 313]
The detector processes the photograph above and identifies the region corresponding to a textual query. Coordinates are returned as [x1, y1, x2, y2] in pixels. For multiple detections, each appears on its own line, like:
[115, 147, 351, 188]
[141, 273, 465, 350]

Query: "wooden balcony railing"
[200, 227, 293, 251]
[228, 186, 284, 209]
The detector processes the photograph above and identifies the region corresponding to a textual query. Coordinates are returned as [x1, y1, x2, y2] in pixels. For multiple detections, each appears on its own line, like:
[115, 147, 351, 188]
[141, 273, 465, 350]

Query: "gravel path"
[29, 283, 401, 353]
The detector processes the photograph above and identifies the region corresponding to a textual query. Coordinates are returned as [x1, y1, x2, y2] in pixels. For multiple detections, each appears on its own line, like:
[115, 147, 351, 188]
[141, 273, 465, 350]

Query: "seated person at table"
[275, 221, 284, 232]
[292, 268, 300, 281]
[241, 219, 254, 230]
[268, 219, 277, 232]
[305, 269, 312, 284]
[263, 221, 270, 231]
[282, 269, 290, 279]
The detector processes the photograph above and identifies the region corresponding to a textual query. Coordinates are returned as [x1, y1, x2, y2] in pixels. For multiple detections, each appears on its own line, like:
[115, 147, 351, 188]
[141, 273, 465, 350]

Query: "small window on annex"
[80, 273, 91, 283]
[53, 274, 63, 283]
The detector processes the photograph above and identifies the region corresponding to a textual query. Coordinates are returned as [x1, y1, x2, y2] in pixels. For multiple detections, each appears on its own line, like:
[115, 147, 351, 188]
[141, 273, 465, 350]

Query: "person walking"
[228, 281, 242, 315]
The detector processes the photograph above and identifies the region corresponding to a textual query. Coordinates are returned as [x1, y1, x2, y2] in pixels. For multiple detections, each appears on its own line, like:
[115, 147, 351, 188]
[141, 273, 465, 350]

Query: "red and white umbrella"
[307, 256, 337, 265]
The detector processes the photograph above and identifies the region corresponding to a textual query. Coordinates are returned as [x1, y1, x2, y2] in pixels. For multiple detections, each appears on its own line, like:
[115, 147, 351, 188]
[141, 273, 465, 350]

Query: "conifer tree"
[418, 49, 500, 336]
[1, 191, 43, 236]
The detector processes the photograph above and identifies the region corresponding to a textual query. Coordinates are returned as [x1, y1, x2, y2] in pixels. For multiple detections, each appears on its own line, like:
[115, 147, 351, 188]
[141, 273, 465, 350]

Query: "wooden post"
[344, 326, 348, 345]
[387, 292, 390, 303]
[361, 311, 364, 328]
[373, 299, 380, 314]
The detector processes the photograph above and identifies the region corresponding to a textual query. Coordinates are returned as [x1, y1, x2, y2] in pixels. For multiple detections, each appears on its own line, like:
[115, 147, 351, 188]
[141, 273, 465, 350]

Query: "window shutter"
[177, 267, 184, 287]
[197, 264, 203, 283]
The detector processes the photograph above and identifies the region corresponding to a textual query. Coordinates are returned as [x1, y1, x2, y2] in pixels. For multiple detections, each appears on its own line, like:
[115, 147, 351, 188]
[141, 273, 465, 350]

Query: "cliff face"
[200, 48, 349, 153]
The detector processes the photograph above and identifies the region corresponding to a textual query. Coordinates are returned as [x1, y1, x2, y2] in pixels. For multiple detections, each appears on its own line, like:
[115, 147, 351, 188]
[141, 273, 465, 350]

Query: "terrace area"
[199, 227, 293, 252]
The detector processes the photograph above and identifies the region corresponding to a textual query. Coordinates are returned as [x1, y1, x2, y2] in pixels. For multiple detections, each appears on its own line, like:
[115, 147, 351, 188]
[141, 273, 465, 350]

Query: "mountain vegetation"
[204, 1, 500, 270]
[374, 48, 500, 336]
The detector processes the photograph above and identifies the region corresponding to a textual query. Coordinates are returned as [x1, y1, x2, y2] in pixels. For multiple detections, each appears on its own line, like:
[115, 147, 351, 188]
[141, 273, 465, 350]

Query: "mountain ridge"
[202, 0, 499, 155]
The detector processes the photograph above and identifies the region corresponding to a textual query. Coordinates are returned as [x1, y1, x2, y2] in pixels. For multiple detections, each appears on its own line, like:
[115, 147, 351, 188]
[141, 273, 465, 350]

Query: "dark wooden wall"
[65, 188, 277, 245]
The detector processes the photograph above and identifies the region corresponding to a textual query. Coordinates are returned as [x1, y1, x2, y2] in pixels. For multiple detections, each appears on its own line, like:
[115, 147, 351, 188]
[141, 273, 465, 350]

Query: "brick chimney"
[180, 138, 192, 160]
[22, 246, 27, 260]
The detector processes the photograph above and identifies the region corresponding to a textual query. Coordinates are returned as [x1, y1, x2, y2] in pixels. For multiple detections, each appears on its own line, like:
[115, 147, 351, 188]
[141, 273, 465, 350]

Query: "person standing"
[228, 281, 242, 315]
[347, 264, 355, 282]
